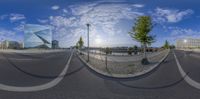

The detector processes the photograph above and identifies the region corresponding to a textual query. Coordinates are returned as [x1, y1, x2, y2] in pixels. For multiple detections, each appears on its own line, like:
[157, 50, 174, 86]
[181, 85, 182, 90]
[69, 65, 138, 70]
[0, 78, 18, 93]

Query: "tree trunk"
[141, 43, 149, 65]
[143, 43, 147, 58]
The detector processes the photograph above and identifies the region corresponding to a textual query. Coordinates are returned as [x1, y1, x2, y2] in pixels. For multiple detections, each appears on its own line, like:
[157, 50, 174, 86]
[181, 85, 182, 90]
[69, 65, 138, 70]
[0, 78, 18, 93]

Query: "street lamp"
[86, 23, 90, 62]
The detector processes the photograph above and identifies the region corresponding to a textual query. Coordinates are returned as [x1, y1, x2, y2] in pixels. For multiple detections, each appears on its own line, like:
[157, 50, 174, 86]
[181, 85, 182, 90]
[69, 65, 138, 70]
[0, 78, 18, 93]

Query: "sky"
[0, 0, 200, 48]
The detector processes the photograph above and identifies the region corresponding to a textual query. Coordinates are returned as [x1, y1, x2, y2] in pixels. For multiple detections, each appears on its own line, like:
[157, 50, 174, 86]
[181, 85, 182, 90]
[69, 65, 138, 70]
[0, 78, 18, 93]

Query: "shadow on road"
[1, 52, 85, 79]
[116, 72, 188, 90]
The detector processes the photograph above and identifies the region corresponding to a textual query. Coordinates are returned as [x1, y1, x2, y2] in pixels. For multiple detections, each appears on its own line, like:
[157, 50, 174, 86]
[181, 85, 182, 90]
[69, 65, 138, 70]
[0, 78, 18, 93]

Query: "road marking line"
[0, 58, 39, 61]
[173, 50, 200, 89]
[0, 50, 73, 92]
[183, 51, 187, 57]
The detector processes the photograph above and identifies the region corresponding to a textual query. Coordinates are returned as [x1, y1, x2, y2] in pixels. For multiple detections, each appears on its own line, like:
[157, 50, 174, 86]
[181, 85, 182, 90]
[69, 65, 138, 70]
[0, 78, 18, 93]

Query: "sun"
[95, 38, 102, 45]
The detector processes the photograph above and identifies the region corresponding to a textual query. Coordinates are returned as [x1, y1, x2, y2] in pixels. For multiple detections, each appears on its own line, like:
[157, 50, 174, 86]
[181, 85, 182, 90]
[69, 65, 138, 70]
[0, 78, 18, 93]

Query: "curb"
[77, 49, 170, 79]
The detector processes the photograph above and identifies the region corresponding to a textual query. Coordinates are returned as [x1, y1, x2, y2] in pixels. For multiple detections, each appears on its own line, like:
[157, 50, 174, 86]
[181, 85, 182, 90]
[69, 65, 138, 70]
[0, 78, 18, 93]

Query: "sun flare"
[95, 38, 102, 45]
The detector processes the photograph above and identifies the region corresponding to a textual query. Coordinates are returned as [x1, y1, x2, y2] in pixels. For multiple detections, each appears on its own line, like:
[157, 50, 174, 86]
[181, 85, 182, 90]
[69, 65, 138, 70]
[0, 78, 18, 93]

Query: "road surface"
[0, 49, 199, 99]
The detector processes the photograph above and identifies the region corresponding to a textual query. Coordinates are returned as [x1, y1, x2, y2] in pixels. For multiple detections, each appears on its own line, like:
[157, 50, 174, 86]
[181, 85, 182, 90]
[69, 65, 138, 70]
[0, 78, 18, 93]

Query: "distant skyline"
[0, 0, 200, 48]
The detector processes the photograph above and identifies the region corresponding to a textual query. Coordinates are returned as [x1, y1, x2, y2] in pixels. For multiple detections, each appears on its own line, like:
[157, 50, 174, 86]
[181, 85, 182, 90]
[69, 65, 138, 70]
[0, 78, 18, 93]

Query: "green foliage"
[105, 47, 112, 55]
[75, 36, 84, 49]
[128, 45, 138, 55]
[133, 45, 138, 54]
[75, 42, 79, 49]
[134, 45, 138, 50]
[128, 16, 155, 65]
[127, 47, 133, 55]
[129, 16, 155, 46]
[78, 37, 84, 49]
[170, 44, 175, 49]
[164, 40, 170, 49]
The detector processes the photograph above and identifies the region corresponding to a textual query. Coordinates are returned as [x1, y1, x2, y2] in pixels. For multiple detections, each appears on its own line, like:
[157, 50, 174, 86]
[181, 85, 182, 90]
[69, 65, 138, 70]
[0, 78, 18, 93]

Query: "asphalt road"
[0, 49, 200, 99]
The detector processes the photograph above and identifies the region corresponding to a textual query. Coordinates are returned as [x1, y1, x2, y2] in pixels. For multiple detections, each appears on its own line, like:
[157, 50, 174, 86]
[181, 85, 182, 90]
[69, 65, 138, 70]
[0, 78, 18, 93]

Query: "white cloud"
[156, 27, 200, 46]
[13, 22, 26, 32]
[171, 27, 200, 38]
[69, 3, 97, 16]
[37, 19, 49, 24]
[74, 3, 143, 36]
[0, 28, 16, 40]
[0, 14, 26, 23]
[132, 4, 144, 8]
[10, 13, 26, 22]
[163, 27, 200, 45]
[63, 9, 68, 13]
[51, 5, 60, 10]
[153, 8, 193, 23]
[49, 2, 144, 47]
[50, 16, 78, 30]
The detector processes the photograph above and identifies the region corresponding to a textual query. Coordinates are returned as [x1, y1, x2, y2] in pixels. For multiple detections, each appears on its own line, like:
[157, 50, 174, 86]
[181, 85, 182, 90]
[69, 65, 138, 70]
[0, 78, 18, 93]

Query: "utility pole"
[86, 23, 90, 62]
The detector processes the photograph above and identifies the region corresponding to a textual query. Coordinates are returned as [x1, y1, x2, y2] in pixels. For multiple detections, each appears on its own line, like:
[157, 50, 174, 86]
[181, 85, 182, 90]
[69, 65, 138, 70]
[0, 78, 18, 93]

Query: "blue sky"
[0, 0, 200, 48]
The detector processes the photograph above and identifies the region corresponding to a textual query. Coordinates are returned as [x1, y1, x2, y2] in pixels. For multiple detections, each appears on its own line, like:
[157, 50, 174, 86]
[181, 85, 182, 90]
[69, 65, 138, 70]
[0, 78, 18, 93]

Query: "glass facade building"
[24, 24, 52, 48]
[52, 40, 59, 49]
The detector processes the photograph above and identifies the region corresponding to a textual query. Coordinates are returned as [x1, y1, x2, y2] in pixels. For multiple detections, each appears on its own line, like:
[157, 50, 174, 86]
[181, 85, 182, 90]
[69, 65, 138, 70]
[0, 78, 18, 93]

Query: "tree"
[105, 47, 112, 55]
[78, 36, 84, 49]
[170, 45, 175, 49]
[127, 47, 133, 55]
[133, 45, 138, 55]
[75, 42, 79, 49]
[164, 40, 170, 49]
[129, 16, 155, 65]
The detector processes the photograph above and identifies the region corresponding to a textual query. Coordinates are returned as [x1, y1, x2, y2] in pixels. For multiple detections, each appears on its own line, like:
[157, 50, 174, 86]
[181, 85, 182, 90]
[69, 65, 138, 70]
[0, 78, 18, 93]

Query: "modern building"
[176, 38, 200, 49]
[24, 24, 52, 48]
[2, 40, 9, 49]
[0, 40, 22, 49]
[19, 42, 24, 49]
[52, 40, 59, 49]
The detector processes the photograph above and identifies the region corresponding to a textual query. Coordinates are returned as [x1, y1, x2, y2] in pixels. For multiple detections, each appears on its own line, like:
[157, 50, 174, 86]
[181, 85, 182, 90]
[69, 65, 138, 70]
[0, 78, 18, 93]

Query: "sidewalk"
[78, 49, 170, 78]
[80, 50, 166, 62]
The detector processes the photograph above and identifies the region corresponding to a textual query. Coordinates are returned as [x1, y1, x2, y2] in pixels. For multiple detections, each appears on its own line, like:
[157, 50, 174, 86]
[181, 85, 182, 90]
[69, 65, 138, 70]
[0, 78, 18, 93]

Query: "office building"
[52, 40, 59, 49]
[0, 40, 22, 49]
[176, 38, 200, 49]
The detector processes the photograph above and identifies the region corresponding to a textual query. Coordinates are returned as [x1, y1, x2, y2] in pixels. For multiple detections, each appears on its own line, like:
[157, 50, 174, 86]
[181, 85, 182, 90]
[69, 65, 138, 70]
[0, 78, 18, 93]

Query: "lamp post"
[86, 23, 90, 62]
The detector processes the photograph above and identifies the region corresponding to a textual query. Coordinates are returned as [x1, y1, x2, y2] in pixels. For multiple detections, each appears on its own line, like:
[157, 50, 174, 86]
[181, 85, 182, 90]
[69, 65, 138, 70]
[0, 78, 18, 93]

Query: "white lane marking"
[0, 50, 73, 92]
[0, 57, 39, 61]
[183, 51, 187, 57]
[173, 50, 200, 89]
